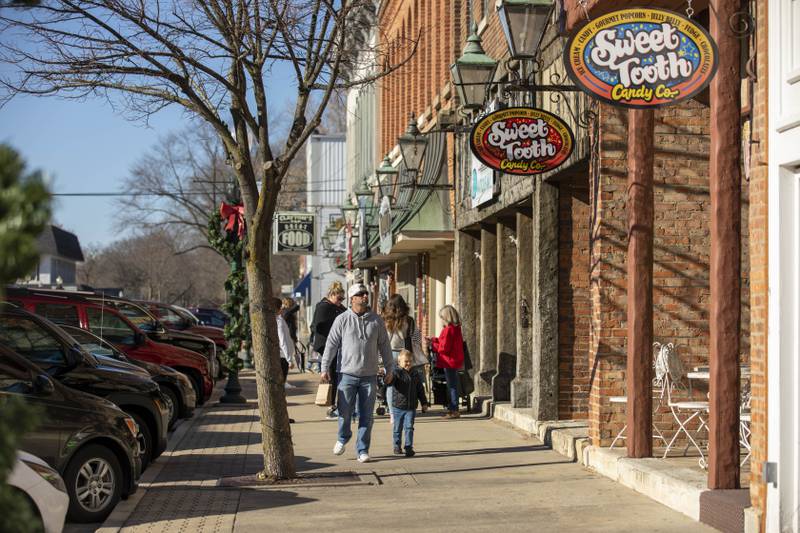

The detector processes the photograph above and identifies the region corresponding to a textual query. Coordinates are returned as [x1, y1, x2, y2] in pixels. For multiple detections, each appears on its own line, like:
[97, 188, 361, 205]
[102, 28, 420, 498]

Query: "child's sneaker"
[393, 446, 403, 455]
[404, 447, 416, 457]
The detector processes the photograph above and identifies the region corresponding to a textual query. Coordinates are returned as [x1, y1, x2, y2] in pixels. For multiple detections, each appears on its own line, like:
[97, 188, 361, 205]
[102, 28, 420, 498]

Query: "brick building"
[342, 0, 766, 529]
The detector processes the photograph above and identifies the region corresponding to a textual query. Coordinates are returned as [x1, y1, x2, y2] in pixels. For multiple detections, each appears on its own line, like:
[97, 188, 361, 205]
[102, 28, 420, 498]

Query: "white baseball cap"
[348, 284, 368, 298]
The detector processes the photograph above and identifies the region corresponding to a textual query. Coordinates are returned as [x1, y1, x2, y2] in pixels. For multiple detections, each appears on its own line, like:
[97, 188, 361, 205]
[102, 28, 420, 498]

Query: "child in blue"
[389, 350, 429, 457]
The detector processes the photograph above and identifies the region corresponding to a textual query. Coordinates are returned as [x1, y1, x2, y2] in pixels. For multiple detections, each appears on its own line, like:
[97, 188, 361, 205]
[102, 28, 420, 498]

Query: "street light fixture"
[450, 24, 498, 110]
[397, 113, 427, 173]
[341, 196, 358, 226]
[375, 155, 400, 204]
[496, 0, 553, 60]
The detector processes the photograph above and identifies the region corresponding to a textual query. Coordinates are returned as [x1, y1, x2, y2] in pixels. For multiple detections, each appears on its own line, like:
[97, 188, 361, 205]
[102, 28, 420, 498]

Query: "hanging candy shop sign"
[564, 8, 718, 108]
[470, 107, 575, 176]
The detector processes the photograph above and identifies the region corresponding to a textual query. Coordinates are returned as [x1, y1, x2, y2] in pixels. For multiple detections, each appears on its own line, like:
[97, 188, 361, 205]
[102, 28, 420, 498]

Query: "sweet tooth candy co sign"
[470, 107, 575, 176]
[564, 8, 718, 108]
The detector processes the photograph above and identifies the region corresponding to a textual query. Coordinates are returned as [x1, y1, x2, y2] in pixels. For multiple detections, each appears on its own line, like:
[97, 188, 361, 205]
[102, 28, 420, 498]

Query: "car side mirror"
[33, 374, 55, 396]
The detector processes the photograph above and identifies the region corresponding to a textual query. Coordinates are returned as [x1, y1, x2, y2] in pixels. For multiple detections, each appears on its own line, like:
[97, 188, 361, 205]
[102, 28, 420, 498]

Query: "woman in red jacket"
[429, 305, 464, 418]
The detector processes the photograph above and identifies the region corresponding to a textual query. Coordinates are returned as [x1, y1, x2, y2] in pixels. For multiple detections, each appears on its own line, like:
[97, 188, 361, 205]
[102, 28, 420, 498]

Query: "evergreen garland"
[208, 209, 249, 372]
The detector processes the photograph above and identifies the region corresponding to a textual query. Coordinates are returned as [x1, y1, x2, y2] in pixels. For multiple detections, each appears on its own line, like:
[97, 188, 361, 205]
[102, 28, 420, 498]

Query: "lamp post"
[375, 155, 400, 204]
[397, 113, 428, 175]
[341, 197, 358, 269]
[496, 0, 553, 60]
[450, 24, 498, 110]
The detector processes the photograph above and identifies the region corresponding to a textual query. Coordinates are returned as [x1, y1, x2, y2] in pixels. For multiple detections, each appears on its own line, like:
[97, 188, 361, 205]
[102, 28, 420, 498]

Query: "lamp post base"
[219, 370, 247, 404]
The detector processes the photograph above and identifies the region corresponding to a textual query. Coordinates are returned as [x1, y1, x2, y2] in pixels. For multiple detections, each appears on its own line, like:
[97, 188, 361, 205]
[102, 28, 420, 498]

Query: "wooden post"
[626, 108, 655, 458]
[709, 0, 741, 489]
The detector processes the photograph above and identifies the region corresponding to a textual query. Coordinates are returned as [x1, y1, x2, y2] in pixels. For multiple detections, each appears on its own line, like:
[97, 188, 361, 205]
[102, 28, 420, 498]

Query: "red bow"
[220, 202, 245, 239]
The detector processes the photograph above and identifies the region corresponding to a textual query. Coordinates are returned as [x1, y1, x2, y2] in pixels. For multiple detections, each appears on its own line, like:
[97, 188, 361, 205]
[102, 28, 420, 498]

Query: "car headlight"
[23, 459, 67, 493]
[122, 416, 139, 439]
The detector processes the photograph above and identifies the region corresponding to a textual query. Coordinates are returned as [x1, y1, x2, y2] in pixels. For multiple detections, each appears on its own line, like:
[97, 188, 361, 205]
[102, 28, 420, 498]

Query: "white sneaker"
[333, 441, 346, 455]
[357, 453, 370, 463]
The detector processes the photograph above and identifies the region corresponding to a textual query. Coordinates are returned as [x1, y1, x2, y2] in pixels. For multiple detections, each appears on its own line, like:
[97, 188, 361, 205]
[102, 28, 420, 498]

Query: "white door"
[768, 1, 800, 530]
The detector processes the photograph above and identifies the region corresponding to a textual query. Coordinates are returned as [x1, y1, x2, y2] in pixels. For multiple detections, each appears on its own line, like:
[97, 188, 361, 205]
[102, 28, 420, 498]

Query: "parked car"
[9, 450, 69, 533]
[190, 307, 229, 328]
[5, 288, 222, 379]
[0, 305, 169, 469]
[6, 289, 215, 404]
[138, 300, 227, 349]
[81, 295, 221, 379]
[61, 325, 196, 429]
[0, 346, 141, 523]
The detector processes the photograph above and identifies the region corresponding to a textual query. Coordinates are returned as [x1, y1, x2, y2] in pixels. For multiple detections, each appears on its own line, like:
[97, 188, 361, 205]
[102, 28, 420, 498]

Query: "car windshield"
[173, 306, 199, 326]
[97, 301, 161, 332]
[61, 326, 122, 361]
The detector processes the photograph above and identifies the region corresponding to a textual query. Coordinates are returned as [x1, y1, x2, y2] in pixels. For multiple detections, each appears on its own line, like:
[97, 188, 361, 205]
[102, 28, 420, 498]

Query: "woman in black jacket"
[310, 281, 346, 416]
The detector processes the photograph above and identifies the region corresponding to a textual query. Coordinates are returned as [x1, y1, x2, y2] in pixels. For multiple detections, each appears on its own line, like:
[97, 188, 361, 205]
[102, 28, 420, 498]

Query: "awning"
[293, 271, 312, 299]
[391, 230, 454, 254]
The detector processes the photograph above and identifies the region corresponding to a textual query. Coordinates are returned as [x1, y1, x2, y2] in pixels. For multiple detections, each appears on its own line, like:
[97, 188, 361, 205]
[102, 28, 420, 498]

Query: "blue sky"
[0, 66, 297, 249]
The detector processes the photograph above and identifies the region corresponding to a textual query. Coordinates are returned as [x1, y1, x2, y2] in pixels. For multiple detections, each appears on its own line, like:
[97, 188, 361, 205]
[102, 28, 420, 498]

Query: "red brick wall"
[589, 101, 751, 446]
[748, 0, 768, 526]
[558, 182, 591, 420]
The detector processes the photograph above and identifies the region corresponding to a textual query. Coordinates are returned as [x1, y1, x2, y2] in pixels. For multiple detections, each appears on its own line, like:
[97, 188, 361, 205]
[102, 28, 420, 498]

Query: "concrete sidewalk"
[98, 371, 714, 533]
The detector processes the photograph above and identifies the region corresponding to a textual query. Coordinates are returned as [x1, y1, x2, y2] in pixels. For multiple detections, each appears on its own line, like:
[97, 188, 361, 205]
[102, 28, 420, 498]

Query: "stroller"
[375, 371, 388, 416]
[429, 343, 474, 412]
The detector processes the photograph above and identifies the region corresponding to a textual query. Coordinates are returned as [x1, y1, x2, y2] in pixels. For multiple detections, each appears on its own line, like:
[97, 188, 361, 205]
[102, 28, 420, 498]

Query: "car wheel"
[127, 412, 153, 469]
[188, 373, 205, 405]
[161, 387, 179, 430]
[64, 444, 122, 523]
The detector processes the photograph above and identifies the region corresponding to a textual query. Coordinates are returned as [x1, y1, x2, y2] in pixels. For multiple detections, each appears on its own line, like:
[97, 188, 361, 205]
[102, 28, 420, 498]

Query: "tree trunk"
[246, 241, 296, 479]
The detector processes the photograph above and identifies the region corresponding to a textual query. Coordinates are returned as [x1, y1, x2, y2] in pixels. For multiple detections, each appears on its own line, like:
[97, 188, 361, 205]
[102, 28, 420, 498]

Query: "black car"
[0, 346, 141, 523]
[0, 306, 170, 469]
[61, 325, 196, 428]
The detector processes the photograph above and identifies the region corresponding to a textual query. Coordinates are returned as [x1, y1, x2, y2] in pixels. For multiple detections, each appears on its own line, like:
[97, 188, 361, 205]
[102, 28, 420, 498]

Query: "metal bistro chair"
[661, 343, 710, 468]
[609, 342, 671, 449]
[739, 381, 752, 467]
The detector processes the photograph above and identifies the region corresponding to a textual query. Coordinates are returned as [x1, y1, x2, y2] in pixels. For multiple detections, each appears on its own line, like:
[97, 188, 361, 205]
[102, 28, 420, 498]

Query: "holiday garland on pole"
[208, 204, 249, 401]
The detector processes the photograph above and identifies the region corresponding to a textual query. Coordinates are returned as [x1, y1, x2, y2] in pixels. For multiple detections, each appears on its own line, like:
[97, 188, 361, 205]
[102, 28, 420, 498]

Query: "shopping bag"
[315, 383, 335, 406]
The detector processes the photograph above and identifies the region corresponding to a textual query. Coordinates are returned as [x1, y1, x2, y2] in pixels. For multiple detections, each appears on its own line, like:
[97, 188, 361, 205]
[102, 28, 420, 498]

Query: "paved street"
[75, 370, 715, 533]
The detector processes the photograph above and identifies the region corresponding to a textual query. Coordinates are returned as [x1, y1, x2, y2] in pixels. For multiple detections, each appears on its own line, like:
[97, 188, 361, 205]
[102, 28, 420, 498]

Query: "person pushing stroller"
[388, 349, 429, 457]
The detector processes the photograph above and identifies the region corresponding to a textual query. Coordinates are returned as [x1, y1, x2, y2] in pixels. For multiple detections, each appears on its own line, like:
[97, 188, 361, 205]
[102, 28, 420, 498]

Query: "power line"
[52, 189, 345, 197]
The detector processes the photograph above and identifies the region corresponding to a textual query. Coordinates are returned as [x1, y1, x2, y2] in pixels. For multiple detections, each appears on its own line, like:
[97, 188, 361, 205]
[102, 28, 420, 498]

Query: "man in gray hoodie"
[321, 283, 394, 463]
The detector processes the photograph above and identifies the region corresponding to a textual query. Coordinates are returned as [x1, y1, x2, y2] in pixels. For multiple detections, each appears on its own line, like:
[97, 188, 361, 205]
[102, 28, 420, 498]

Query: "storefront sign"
[378, 196, 393, 255]
[564, 8, 718, 108]
[470, 155, 496, 207]
[274, 212, 315, 255]
[470, 107, 575, 176]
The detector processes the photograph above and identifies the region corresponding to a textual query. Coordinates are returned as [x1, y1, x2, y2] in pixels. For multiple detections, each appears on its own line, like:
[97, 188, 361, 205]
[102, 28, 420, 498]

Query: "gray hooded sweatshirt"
[321, 308, 394, 378]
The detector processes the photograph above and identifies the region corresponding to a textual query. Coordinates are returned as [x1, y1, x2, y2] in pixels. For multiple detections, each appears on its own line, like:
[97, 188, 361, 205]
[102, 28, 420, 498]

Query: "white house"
[22, 225, 84, 289]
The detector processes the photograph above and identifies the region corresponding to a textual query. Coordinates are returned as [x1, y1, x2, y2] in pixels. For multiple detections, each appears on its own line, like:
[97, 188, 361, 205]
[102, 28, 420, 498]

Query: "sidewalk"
[97, 371, 714, 532]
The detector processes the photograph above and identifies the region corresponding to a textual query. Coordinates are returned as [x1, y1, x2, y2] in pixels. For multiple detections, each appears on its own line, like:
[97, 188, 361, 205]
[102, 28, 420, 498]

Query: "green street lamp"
[397, 113, 427, 173]
[496, 0, 553, 59]
[355, 177, 373, 202]
[341, 196, 359, 226]
[450, 23, 498, 109]
[375, 155, 400, 204]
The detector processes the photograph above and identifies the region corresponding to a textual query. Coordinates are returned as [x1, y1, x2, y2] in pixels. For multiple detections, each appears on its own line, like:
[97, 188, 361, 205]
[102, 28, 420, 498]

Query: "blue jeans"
[391, 407, 416, 449]
[337, 374, 377, 455]
[443, 368, 459, 412]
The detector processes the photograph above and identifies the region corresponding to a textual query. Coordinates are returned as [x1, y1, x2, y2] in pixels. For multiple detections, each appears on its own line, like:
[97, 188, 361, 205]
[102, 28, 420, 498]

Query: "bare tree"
[0, 0, 416, 479]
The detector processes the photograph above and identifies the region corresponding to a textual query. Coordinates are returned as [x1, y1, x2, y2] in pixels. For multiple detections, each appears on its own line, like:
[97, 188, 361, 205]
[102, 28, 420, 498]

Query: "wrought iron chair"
[608, 342, 671, 449]
[661, 343, 710, 468]
[739, 381, 752, 466]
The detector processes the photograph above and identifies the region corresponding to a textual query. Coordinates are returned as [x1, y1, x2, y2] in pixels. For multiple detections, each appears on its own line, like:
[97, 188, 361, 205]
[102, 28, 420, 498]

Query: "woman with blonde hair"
[381, 294, 427, 415]
[311, 281, 346, 417]
[428, 305, 464, 418]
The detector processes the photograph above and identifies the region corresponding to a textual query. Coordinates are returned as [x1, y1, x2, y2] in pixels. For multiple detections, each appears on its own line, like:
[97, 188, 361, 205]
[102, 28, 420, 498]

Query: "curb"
[96, 381, 227, 533]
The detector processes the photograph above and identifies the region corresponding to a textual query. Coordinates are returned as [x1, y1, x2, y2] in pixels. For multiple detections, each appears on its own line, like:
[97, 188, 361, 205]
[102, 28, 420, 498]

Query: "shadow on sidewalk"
[151, 453, 336, 483]
[405, 444, 550, 458]
[395, 459, 573, 477]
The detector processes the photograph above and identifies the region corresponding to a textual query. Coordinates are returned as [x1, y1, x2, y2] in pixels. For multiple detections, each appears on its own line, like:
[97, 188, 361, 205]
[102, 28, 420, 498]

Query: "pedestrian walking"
[281, 297, 303, 372]
[321, 283, 394, 463]
[381, 294, 427, 417]
[388, 349, 429, 457]
[311, 281, 346, 417]
[427, 305, 464, 418]
[275, 297, 295, 384]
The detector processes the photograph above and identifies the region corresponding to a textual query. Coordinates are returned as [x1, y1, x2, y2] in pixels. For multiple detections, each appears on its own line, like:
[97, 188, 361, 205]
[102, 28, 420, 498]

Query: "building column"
[626, 108, 655, 458]
[531, 180, 559, 420]
[476, 224, 497, 397]
[493, 219, 517, 401]
[512, 209, 534, 407]
[455, 231, 480, 376]
[709, 0, 741, 489]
